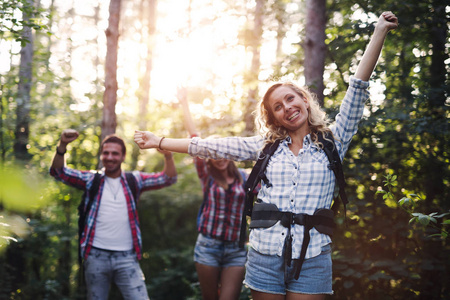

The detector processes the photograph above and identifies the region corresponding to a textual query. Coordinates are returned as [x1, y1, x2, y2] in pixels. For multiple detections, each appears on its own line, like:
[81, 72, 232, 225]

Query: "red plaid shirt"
[50, 167, 176, 260]
[194, 157, 247, 242]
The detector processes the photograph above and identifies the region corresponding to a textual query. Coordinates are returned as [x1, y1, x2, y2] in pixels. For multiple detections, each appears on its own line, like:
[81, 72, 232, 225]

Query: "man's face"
[100, 142, 125, 177]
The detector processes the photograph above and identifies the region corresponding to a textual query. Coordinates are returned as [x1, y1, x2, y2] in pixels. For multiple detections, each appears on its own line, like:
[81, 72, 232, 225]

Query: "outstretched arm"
[51, 129, 79, 169]
[134, 130, 191, 153]
[354, 11, 398, 81]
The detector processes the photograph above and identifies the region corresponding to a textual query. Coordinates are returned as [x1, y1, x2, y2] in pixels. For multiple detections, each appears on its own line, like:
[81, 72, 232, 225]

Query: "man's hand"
[61, 129, 79, 144]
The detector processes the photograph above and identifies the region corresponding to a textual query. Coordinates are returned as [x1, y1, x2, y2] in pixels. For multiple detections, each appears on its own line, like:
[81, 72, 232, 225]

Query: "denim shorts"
[193, 233, 247, 268]
[244, 244, 333, 295]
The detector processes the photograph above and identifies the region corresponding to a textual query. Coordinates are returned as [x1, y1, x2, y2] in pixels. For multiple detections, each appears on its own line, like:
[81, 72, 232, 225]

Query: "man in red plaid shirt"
[50, 129, 176, 300]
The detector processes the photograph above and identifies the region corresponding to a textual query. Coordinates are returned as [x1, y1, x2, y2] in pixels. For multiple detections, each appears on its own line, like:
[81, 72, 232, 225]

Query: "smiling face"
[209, 158, 231, 172]
[100, 142, 125, 178]
[266, 85, 310, 134]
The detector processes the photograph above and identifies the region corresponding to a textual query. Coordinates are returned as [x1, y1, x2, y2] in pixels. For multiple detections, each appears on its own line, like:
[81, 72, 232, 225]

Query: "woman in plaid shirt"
[135, 11, 398, 300]
[178, 94, 249, 300]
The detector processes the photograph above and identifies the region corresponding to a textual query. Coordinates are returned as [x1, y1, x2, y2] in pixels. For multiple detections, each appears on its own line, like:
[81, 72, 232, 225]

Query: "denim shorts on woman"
[193, 233, 247, 268]
[244, 244, 333, 295]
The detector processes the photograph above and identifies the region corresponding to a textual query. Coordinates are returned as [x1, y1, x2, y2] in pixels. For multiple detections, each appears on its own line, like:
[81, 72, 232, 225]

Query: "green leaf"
[418, 215, 430, 226]
[434, 212, 450, 219]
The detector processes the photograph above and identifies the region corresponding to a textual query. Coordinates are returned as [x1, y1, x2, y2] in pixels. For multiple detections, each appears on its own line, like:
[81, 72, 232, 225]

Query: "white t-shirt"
[92, 176, 133, 251]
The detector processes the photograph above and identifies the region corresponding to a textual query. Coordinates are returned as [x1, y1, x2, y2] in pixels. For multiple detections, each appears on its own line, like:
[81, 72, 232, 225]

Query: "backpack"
[77, 172, 138, 264]
[238, 131, 348, 248]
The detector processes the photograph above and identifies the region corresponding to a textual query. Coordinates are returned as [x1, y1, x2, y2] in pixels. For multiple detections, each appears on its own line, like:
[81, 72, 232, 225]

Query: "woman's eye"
[287, 96, 294, 101]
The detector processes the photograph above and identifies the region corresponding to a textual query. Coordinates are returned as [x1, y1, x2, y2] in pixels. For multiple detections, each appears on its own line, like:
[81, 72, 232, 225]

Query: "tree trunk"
[243, 0, 264, 135]
[131, 0, 158, 170]
[101, 0, 121, 142]
[304, 0, 326, 106]
[14, 0, 34, 161]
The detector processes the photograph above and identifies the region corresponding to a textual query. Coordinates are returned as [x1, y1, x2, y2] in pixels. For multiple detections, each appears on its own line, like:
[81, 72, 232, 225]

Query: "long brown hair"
[206, 160, 243, 189]
[256, 82, 334, 148]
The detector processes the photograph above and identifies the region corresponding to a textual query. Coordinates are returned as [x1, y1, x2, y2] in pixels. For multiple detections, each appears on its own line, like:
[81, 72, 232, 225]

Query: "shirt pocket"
[310, 148, 329, 166]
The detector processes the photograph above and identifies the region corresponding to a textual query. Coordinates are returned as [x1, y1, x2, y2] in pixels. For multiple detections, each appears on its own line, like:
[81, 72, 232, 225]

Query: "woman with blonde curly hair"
[257, 82, 331, 147]
[135, 12, 398, 300]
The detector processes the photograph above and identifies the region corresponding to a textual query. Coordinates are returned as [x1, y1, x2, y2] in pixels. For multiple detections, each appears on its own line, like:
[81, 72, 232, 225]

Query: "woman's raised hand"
[378, 11, 398, 32]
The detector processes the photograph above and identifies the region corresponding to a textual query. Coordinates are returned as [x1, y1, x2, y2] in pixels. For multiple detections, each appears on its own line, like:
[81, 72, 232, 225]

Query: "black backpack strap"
[77, 172, 101, 265]
[317, 132, 348, 216]
[239, 139, 281, 248]
[125, 172, 138, 204]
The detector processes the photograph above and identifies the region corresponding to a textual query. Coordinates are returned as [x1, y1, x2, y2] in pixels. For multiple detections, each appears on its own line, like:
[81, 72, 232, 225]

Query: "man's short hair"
[101, 134, 126, 155]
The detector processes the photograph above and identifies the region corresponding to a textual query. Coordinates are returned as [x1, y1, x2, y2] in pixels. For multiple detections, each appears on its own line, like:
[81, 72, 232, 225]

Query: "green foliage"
[377, 173, 450, 240]
[0, 0, 449, 299]
[0, 0, 50, 46]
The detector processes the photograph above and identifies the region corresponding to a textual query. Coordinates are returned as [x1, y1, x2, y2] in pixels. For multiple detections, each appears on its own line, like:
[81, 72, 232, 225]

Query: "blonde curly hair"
[255, 82, 334, 148]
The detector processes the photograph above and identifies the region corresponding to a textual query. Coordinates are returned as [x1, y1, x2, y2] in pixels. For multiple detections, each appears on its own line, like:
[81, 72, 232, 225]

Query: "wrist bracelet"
[56, 146, 66, 156]
[158, 137, 166, 150]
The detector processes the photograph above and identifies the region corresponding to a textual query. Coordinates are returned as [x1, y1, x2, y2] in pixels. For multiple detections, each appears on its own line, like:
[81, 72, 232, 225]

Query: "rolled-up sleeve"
[49, 166, 94, 190]
[135, 171, 177, 192]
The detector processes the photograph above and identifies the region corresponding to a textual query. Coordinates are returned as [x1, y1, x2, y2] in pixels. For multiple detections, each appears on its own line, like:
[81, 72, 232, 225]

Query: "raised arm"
[51, 129, 79, 169]
[158, 149, 177, 178]
[177, 86, 199, 137]
[354, 11, 398, 81]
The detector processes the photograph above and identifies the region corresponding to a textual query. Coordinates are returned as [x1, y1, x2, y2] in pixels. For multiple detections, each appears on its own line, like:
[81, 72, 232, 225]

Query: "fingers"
[381, 11, 398, 28]
[133, 130, 156, 149]
[61, 129, 79, 142]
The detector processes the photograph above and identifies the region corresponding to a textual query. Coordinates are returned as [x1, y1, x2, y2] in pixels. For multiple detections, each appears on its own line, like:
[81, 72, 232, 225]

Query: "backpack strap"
[317, 132, 348, 216]
[124, 172, 138, 204]
[239, 139, 281, 248]
[77, 172, 101, 265]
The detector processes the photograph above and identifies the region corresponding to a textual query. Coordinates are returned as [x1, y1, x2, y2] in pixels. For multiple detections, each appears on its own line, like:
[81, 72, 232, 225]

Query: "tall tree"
[243, 0, 264, 135]
[303, 0, 326, 106]
[130, 0, 158, 170]
[101, 0, 122, 142]
[14, 0, 35, 161]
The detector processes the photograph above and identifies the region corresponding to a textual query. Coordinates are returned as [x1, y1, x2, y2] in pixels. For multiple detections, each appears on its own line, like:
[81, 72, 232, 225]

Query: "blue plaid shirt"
[189, 77, 369, 260]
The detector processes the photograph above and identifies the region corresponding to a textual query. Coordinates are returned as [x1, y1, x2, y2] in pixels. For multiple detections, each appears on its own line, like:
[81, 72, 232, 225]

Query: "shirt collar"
[284, 134, 314, 149]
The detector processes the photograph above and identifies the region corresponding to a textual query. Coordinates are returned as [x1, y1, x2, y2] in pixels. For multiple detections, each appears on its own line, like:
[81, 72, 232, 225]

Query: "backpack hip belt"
[249, 202, 335, 280]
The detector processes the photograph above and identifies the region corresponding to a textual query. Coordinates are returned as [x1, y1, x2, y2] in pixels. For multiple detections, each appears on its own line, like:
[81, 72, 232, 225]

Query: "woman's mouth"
[287, 111, 299, 121]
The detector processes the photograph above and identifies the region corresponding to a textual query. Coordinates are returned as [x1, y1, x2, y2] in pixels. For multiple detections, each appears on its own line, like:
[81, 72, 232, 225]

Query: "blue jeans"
[84, 247, 149, 300]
